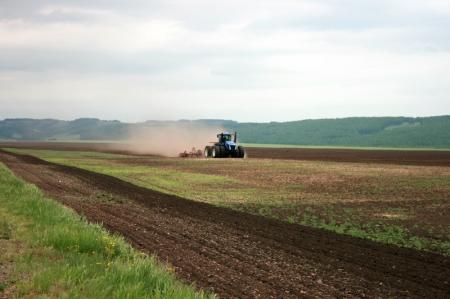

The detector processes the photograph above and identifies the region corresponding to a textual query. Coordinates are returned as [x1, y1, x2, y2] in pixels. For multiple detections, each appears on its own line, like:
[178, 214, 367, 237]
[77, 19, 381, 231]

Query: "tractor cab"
[217, 132, 237, 150]
[217, 132, 235, 144]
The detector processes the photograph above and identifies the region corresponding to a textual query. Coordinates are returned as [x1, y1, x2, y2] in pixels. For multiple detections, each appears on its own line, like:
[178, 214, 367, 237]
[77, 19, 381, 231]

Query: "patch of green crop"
[230, 201, 450, 256]
[0, 162, 213, 299]
[0, 219, 12, 239]
[296, 207, 450, 256]
[405, 177, 450, 189]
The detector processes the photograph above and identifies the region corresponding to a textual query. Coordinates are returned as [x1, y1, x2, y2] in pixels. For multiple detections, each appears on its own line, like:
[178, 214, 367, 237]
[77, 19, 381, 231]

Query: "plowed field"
[247, 147, 450, 166]
[1, 141, 449, 166]
[1, 149, 449, 298]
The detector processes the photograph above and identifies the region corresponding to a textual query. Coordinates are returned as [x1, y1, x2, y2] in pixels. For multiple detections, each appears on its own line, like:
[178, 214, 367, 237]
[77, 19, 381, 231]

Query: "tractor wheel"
[230, 150, 237, 158]
[219, 145, 226, 158]
[204, 146, 211, 158]
[212, 146, 219, 158]
[237, 146, 246, 158]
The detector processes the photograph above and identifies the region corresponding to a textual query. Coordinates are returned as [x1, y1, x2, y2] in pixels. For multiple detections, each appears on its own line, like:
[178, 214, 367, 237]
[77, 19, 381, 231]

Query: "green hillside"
[0, 116, 449, 149]
[230, 116, 450, 148]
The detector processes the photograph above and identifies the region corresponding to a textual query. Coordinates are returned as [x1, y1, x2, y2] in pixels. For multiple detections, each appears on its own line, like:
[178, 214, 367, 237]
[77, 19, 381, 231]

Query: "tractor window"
[223, 135, 232, 141]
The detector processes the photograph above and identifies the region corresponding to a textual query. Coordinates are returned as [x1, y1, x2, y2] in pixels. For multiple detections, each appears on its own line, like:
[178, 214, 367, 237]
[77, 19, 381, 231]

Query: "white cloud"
[37, 5, 114, 17]
[0, 0, 449, 121]
[0, 16, 183, 53]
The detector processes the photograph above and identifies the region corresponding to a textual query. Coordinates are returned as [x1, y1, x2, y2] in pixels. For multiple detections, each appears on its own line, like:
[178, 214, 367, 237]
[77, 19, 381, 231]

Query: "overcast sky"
[0, 0, 449, 122]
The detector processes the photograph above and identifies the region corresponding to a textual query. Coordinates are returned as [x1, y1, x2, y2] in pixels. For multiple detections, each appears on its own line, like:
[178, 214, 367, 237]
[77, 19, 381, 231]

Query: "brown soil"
[247, 147, 450, 166]
[0, 141, 157, 156]
[1, 149, 450, 298]
[1, 141, 450, 166]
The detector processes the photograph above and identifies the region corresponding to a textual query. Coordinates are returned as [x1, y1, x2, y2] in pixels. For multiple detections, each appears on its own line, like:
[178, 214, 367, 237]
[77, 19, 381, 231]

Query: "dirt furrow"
[83, 197, 332, 298]
[75, 201, 274, 297]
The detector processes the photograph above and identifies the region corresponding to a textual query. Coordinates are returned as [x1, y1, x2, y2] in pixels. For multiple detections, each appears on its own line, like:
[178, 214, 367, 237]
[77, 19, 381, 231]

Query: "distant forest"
[0, 116, 449, 148]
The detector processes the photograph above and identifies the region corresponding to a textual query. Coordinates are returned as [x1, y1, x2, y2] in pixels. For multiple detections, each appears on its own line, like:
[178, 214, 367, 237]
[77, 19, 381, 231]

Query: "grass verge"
[0, 162, 212, 299]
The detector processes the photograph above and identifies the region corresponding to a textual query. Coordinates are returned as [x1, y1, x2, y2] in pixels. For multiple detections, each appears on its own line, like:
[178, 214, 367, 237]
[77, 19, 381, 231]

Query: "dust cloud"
[111, 125, 223, 157]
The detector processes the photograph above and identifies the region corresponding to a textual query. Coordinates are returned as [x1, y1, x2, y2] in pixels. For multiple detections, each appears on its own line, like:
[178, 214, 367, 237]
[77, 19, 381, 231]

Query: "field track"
[1, 141, 450, 166]
[1, 149, 449, 298]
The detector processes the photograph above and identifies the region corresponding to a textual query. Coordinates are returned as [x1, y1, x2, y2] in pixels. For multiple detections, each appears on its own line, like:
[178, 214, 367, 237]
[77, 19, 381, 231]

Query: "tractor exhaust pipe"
[234, 131, 237, 143]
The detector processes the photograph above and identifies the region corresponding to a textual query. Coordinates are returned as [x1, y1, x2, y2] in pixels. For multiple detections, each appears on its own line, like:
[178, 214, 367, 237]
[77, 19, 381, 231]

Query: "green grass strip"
[0, 163, 213, 299]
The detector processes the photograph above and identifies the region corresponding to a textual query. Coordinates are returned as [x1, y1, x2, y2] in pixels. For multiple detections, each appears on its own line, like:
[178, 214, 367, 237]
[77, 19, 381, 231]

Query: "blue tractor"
[204, 132, 246, 158]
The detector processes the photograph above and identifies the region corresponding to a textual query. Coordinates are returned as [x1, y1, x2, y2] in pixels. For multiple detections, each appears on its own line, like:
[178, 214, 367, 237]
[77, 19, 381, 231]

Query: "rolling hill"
[0, 116, 449, 148]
